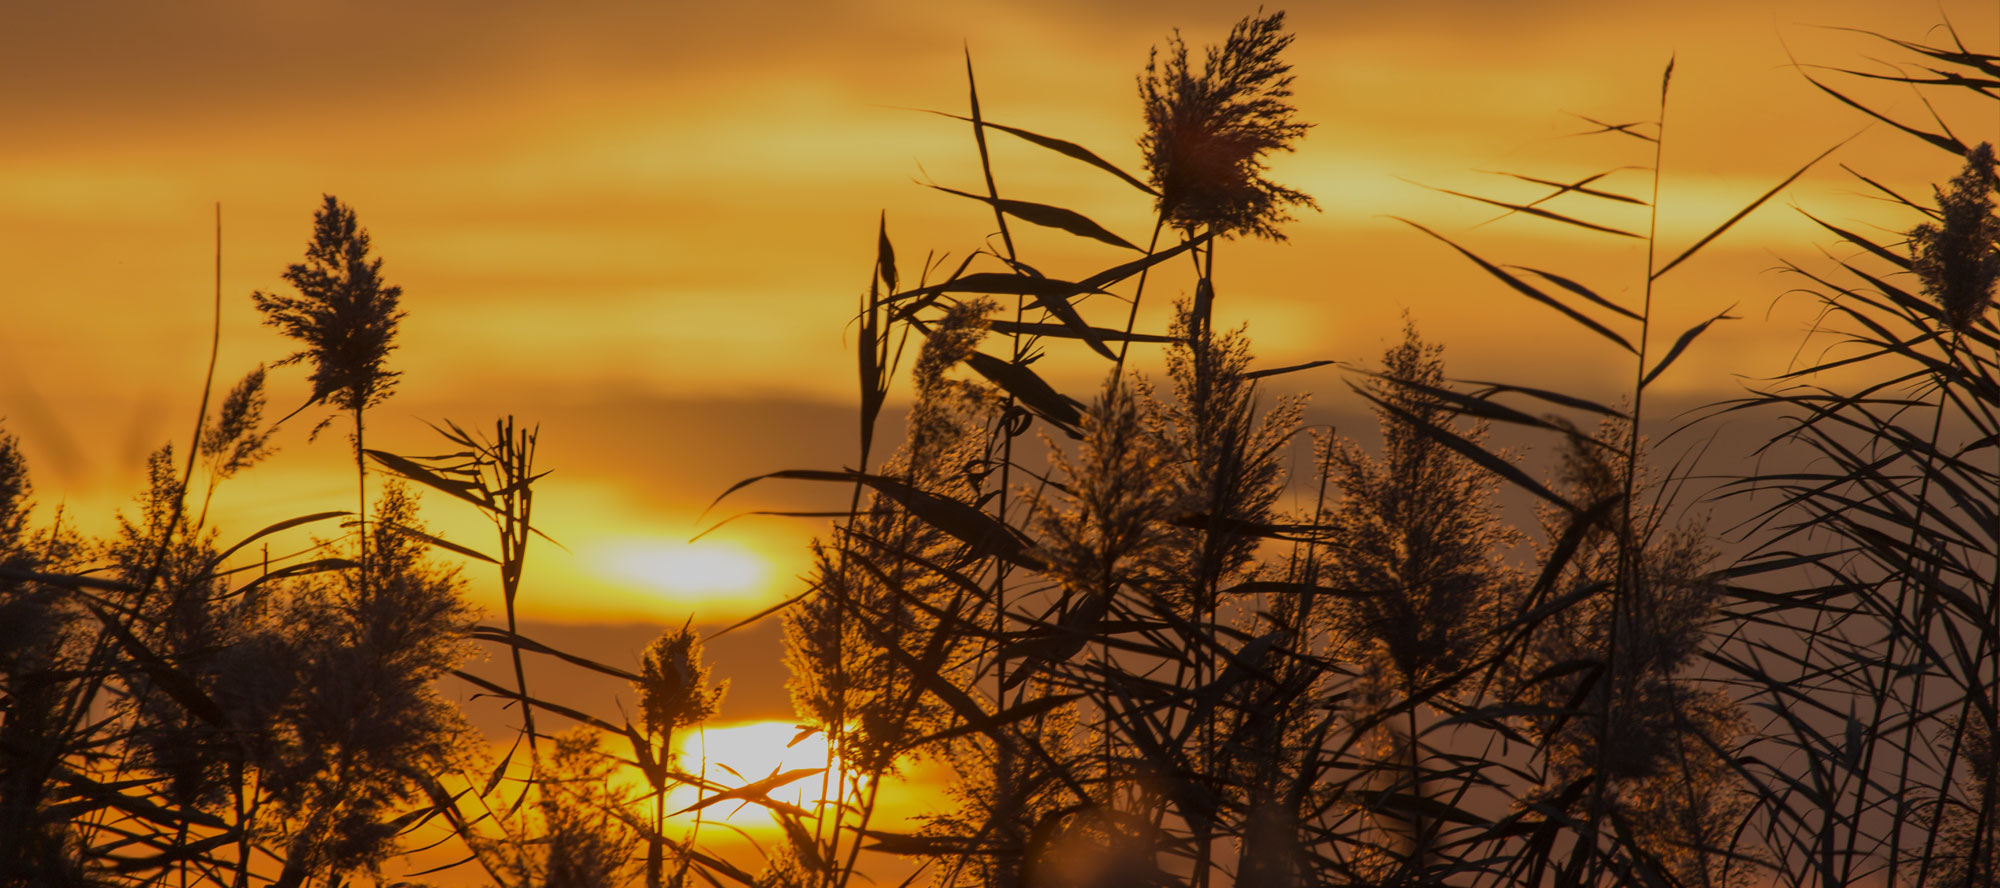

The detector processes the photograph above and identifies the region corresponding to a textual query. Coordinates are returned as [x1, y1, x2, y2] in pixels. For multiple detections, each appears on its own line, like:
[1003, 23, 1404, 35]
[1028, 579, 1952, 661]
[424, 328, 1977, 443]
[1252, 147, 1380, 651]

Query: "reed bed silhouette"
[1, 10, 1997, 888]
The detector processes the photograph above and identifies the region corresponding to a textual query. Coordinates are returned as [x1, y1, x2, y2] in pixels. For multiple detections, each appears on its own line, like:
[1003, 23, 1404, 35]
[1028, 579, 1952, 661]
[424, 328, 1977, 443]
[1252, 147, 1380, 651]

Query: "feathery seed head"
[252, 195, 406, 422]
[1139, 10, 1318, 240]
[636, 624, 726, 736]
[1910, 142, 2000, 334]
[200, 365, 275, 479]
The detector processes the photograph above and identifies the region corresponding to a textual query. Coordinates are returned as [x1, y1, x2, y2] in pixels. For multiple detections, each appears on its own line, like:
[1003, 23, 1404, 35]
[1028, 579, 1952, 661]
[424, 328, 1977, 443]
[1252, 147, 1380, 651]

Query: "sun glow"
[612, 720, 842, 834]
[677, 720, 834, 809]
[599, 539, 768, 601]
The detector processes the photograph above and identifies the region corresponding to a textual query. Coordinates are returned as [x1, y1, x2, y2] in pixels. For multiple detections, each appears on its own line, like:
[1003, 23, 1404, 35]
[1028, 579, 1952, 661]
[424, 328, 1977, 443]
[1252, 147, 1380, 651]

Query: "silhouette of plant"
[253, 194, 405, 569]
[1715, 36, 2000, 883]
[0, 429, 91, 884]
[1511, 419, 1748, 888]
[479, 730, 641, 888]
[17, 11, 2000, 888]
[1139, 9, 1316, 241]
[253, 195, 405, 424]
[1909, 142, 1999, 335]
[1318, 321, 1520, 881]
[635, 624, 726, 888]
[255, 483, 475, 885]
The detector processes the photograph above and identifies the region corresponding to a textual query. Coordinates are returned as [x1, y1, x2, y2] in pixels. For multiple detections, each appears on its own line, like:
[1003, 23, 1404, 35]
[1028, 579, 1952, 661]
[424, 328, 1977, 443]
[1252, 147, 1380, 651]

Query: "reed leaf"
[926, 184, 1141, 251]
[1396, 218, 1636, 352]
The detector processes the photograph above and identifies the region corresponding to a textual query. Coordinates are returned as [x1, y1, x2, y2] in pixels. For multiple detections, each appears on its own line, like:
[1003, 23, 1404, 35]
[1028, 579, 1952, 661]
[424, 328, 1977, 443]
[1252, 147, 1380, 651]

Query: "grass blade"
[1640, 305, 1738, 390]
[1396, 218, 1635, 352]
[928, 183, 1140, 251]
[964, 351, 1085, 436]
[1351, 381, 1578, 511]
[705, 469, 1045, 570]
[1422, 185, 1642, 238]
[920, 109, 1157, 195]
[1508, 266, 1642, 320]
[1652, 136, 1850, 280]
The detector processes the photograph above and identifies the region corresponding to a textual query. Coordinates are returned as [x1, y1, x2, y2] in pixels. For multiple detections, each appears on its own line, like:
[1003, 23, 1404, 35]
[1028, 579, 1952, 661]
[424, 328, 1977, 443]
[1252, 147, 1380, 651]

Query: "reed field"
[5, 9, 2000, 887]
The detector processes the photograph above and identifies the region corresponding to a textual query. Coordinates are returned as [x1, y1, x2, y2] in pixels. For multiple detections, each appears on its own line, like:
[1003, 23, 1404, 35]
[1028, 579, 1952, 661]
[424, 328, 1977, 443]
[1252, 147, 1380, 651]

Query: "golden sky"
[2, 0, 1996, 635]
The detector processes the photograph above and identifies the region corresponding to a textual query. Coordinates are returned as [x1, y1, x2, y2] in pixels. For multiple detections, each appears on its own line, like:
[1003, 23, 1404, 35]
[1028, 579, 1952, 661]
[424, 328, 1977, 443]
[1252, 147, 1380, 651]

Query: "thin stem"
[1591, 60, 1670, 878]
[1113, 217, 1169, 379]
[354, 403, 367, 574]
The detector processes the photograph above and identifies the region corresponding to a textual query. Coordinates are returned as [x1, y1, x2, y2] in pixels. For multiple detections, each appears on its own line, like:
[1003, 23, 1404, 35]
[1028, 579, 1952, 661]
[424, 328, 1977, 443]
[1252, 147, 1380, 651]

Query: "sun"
[599, 539, 768, 600]
[611, 720, 839, 833]
[677, 721, 833, 807]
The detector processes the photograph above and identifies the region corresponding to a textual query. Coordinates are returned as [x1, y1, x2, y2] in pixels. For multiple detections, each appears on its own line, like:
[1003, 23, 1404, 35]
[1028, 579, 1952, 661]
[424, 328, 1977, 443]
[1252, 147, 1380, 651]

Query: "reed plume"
[1140, 10, 1317, 240]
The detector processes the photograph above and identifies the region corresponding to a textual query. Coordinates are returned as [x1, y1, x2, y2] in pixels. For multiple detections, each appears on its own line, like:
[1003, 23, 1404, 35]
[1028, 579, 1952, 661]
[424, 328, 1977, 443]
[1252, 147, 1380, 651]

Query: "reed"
[5, 11, 1999, 888]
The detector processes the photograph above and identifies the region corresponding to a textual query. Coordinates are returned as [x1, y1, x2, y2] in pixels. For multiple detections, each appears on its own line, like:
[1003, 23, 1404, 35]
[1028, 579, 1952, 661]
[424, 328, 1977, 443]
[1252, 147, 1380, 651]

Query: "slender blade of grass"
[927, 183, 1141, 251]
[1653, 137, 1851, 280]
[1421, 184, 1643, 238]
[705, 469, 1045, 570]
[1508, 266, 1642, 320]
[1351, 381, 1578, 511]
[920, 109, 1158, 195]
[963, 351, 1085, 436]
[1396, 218, 1635, 352]
[1640, 305, 1739, 389]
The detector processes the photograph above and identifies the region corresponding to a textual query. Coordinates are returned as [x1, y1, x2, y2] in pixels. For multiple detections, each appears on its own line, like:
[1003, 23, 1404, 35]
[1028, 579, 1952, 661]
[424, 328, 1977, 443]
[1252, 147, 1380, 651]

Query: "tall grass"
[1, 10, 1996, 888]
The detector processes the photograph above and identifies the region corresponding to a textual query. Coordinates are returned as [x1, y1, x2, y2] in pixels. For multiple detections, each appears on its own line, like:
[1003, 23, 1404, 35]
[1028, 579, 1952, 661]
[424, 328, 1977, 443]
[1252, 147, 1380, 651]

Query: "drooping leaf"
[229, 557, 358, 599]
[1242, 359, 1335, 380]
[964, 351, 1085, 436]
[471, 626, 641, 681]
[859, 829, 1014, 856]
[1423, 184, 1642, 238]
[1507, 266, 1641, 320]
[928, 183, 1140, 251]
[1352, 381, 1578, 511]
[453, 670, 626, 734]
[52, 769, 229, 830]
[365, 449, 490, 512]
[1796, 208, 1911, 270]
[1078, 230, 1214, 290]
[203, 510, 349, 573]
[1652, 136, 1851, 280]
[1640, 305, 1738, 389]
[1797, 70, 1966, 156]
[986, 319, 1179, 344]
[921, 109, 1157, 195]
[705, 469, 1045, 570]
[1219, 580, 1375, 600]
[1459, 380, 1629, 419]
[1364, 369, 1621, 450]
[377, 520, 498, 564]
[1396, 219, 1635, 352]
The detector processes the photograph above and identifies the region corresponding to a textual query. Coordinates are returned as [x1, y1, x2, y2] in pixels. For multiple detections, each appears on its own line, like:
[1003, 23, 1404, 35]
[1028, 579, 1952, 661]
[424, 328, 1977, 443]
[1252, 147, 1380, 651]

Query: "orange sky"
[2, 0, 1996, 635]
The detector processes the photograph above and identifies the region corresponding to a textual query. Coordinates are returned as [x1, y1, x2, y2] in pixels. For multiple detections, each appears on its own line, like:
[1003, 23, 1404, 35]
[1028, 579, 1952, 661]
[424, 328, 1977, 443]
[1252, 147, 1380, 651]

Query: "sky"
[1, 0, 1996, 720]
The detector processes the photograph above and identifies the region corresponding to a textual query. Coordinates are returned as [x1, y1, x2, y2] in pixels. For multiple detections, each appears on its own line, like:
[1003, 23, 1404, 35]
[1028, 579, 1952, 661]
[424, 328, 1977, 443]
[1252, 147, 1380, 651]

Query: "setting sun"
[599, 539, 767, 601]
[604, 720, 843, 839]
[671, 721, 834, 817]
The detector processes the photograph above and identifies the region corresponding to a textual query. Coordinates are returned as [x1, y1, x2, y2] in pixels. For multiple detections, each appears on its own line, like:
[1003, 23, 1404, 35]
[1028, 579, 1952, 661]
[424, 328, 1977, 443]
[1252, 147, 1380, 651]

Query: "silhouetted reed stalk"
[1590, 59, 1675, 880]
[1897, 144, 2000, 888]
[254, 194, 405, 576]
